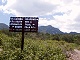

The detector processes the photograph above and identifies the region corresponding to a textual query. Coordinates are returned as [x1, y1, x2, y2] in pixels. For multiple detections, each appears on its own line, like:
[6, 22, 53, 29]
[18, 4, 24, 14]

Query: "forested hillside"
[0, 23, 9, 29]
[0, 29, 80, 60]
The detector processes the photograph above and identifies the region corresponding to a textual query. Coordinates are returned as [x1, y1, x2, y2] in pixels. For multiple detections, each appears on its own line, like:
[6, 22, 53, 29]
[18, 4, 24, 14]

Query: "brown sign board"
[9, 17, 39, 52]
[9, 17, 39, 32]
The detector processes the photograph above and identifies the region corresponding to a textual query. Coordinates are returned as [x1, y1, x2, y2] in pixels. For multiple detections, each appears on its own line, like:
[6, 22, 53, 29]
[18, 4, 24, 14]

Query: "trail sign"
[9, 17, 38, 32]
[9, 17, 39, 52]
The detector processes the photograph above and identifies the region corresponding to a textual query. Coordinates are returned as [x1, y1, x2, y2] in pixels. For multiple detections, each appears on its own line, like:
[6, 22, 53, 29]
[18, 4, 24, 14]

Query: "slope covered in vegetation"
[0, 30, 80, 60]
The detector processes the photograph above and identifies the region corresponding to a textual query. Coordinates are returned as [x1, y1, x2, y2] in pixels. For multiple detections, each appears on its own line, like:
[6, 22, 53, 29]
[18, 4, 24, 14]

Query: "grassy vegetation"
[0, 30, 80, 60]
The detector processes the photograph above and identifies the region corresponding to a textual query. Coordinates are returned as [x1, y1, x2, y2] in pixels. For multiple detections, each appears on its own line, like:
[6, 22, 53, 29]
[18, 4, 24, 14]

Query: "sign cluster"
[9, 17, 38, 32]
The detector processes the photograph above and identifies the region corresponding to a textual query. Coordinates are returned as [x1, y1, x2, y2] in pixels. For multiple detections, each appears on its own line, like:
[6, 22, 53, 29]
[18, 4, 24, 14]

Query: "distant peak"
[47, 25, 52, 27]
[0, 23, 9, 29]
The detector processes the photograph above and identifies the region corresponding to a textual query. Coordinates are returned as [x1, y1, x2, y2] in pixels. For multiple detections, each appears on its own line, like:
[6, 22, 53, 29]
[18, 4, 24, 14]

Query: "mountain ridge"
[38, 25, 63, 34]
[0, 23, 9, 29]
[0, 23, 79, 34]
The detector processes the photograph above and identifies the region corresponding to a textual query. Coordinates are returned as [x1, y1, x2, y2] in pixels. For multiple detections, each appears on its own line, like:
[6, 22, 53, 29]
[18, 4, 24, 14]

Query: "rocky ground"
[66, 49, 80, 60]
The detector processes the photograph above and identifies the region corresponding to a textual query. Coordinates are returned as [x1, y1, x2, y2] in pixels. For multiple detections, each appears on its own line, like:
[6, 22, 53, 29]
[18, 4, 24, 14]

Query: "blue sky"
[0, 0, 15, 25]
[0, 11, 14, 25]
[0, 0, 80, 33]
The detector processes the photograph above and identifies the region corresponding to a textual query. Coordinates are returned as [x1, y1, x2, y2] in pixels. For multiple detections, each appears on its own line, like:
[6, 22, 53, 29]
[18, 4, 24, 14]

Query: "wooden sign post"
[21, 18, 25, 51]
[9, 17, 39, 52]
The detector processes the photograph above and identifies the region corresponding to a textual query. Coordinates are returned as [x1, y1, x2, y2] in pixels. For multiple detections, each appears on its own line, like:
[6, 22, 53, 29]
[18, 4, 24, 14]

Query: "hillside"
[38, 25, 63, 34]
[0, 30, 80, 60]
[0, 23, 9, 29]
[0, 23, 79, 34]
[0, 23, 63, 34]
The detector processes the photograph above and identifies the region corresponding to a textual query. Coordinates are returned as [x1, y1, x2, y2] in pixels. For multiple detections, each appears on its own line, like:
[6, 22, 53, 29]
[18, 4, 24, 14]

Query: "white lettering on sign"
[9, 17, 38, 32]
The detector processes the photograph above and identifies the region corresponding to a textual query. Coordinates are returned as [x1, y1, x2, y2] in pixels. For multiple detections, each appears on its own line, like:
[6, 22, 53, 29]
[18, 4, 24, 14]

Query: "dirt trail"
[68, 49, 80, 60]
[0, 48, 3, 51]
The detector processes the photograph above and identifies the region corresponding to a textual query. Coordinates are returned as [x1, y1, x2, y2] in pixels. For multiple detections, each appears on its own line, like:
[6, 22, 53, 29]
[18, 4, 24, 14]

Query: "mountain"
[0, 23, 79, 34]
[0, 23, 9, 30]
[38, 25, 63, 34]
[69, 32, 78, 34]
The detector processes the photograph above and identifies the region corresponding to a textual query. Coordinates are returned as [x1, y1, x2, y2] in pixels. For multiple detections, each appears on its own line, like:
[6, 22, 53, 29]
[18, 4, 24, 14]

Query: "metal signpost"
[9, 17, 39, 52]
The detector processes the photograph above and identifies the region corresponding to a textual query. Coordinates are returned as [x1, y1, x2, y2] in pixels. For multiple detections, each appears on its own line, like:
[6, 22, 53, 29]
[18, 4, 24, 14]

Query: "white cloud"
[0, 5, 3, 11]
[39, 18, 56, 26]
[61, 0, 73, 4]
[2, 0, 7, 3]
[0, 0, 80, 33]
[1, 0, 57, 16]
